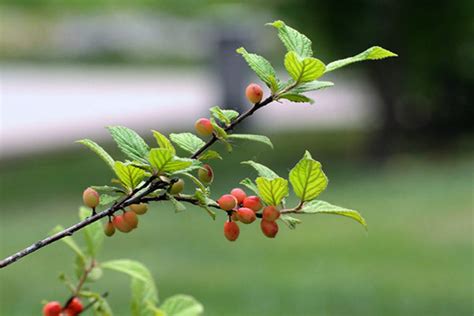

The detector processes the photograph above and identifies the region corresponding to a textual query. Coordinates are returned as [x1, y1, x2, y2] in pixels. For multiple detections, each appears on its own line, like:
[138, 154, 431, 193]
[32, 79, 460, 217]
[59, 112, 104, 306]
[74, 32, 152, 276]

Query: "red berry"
[82, 187, 100, 209]
[65, 297, 83, 314]
[217, 194, 238, 211]
[261, 220, 279, 238]
[113, 215, 133, 233]
[42, 301, 62, 316]
[195, 118, 214, 136]
[123, 211, 138, 229]
[245, 83, 263, 104]
[169, 179, 185, 195]
[224, 220, 240, 241]
[231, 211, 239, 222]
[198, 164, 214, 184]
[242, 196, 262, 212]
[236, 207, 256, 224]
[130, 203, 148, 215]
[103, 221, 115, 237]
[230, 188, 247, 204]
[262, 206, 280, 221]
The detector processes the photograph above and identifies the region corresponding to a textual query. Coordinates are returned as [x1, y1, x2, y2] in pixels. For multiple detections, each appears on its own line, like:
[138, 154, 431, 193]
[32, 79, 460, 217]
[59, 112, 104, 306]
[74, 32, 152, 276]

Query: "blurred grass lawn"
[0, 131, 472, 315]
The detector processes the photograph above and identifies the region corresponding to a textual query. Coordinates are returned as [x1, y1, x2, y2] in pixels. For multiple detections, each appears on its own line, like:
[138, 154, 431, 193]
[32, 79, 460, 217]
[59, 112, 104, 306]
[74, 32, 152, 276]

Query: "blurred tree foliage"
[275, 0, 474, 157]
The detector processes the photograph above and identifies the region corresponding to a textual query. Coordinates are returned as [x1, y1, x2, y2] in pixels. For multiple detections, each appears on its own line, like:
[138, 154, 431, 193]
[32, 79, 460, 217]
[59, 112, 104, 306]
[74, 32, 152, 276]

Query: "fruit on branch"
[195, 118, 214, 136]
[242, 196, 262, 212]
[245, 83, 263, 104]
[236, 207, 256, 224]
[103, 221, 115, 237]
[230, 188, 247, 204]
[217, 194, 238, 211]
[198, 164, 214, 184]
[261, 220, 279, 238]
[113, 215, 133, 233]
[231, 211, 239, 222]
[123, 211, 139, 229]
[82, 187, 100, 209]
[169, 179, 185, 195]
[130, 203, 148, 215]
[64, 297, 83, 315]
[224, 220, 240, 241]
[262, 206, 280, 222]
[42, 301, 62, 316]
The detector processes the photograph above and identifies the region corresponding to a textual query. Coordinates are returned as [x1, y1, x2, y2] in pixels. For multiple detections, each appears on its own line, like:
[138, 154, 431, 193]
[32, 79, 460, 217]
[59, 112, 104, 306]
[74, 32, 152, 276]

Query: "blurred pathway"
[0, 64, 378, 157]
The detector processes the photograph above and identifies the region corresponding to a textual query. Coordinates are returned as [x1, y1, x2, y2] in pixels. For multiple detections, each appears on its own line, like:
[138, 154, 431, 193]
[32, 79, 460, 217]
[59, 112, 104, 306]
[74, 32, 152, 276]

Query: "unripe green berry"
[217, 194, 238, 211]
[82, 187, 100, 209]
[236, 207, 256, 224]
[113, 215, 133, 233]
[242, 196, 262, 212]
[261, 220, 279, 238]
[130, 203, 148, 215]
[65, 297, 83, 315]
[245, 83, 263, 104]
[103, 221, 115, 237]
[224, 220, 240, 241]
[123, 211, 138, 229]
[262, 206, 280, 222]
[230, 188, 247, 204]
[195, 118, 214, 136]
[198, 164, 214, 184]
[170, 179, 185, 195]
[43, 301, 62, 316]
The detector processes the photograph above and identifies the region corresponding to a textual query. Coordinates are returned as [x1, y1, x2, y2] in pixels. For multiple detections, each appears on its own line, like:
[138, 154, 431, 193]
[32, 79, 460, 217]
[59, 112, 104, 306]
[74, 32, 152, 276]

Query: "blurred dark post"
[214, 26, 252, 121]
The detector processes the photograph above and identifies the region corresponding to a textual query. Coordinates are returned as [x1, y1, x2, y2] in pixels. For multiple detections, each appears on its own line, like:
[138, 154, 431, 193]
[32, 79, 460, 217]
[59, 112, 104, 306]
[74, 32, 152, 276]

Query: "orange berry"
[224, 220, 240, 241]
[130, 203, 148, 215]
[123, 211, 138, 229]
[65, 297, 83, 314]
[245, 83, 263, 104]
[261, 220, 279, 238]
[230, 188, 247, 204]
[242, 196, 262, 212]
[195, 118, 214, 136]
[113, 215, 133, 233]
[42, 301, 62, 316]
[262, 206, 280, 221]
[103, 221, 115, 237]
[217, 194, 238, 211]
[82, 187, 100, 209]
[236, 207, 256, 224]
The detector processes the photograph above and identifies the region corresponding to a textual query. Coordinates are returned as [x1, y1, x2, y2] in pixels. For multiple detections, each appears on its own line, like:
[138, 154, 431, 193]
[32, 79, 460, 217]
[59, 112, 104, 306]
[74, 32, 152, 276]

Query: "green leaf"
[325, 46, 398, 73]
[99, 194, 120, 206]
[148, 149, 194, 174]
[198, 150, 222, 161]
[278, 93, 314, 104]
[289, 151, 328, 201]
[280, 215, 302, 229]
[267, 20, 313, 58]
[284, 51, 325, 83]
[152, 130, 176, 155]
[241, 161, 279, 179]
[210, 119, 228, 139]
[91, 185, 125, 194]
[77, 139, 115, 171]
[168, 194, 186, 212]
[160, 295, 204, 316]
[209, 106, 239, 126]
[114, 161, 146, 190]
[228, 134, 273, 149]
[170, 133, 205, 154]
[256, 177, 289, 206]
[236, 47, 278, 91]
[194, 189, 216, 220]
[80, 291, 113, 316]
[101, 259, 159, 316]
[240, 178, 259, 195]
[79, 207, 104, 257]
[290, 81, 334, 93]
[50, 225, 86, 263]
[107, 126, 150, 162]
[300, 200, 367, 230]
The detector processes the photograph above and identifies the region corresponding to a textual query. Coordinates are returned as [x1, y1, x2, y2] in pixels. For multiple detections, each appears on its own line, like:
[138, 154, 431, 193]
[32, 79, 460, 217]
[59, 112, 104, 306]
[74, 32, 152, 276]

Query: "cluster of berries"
[218, 188, 280, 241]
[43, 297, 82, 316]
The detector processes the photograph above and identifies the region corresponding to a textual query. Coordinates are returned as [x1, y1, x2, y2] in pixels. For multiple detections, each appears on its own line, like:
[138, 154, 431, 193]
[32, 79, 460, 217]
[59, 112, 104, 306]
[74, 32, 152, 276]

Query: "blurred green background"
[0, 1, 473, 315]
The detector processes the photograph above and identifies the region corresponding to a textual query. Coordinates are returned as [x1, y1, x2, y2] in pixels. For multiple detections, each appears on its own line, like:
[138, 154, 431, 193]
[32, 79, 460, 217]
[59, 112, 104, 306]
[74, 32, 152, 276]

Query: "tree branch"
[0, 95, 276, 269]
